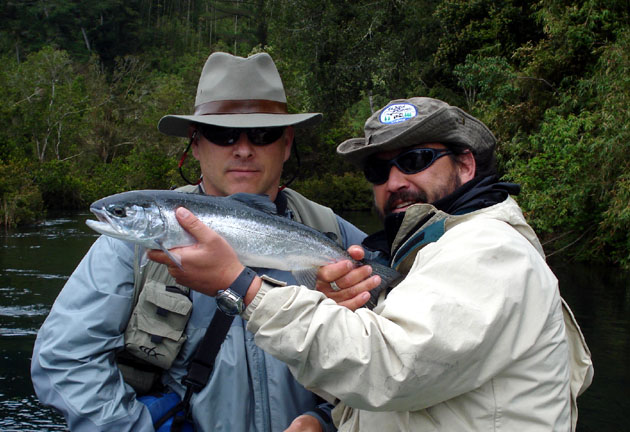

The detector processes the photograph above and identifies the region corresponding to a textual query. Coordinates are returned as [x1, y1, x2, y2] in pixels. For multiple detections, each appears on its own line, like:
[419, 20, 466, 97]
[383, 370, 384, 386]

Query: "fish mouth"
[85, 208, 123, 237]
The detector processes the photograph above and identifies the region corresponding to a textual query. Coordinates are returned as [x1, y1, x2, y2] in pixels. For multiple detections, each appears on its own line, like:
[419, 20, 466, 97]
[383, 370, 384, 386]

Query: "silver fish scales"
[86, 190, 400, 301]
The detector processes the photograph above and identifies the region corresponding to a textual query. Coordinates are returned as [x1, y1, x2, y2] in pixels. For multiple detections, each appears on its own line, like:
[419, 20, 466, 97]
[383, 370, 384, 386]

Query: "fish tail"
[292, 268, 319, 290]
[366, 261, 401, 309]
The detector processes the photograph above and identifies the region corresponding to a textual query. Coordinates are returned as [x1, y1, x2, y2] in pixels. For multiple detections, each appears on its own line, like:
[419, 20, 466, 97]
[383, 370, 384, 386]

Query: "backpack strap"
[154, 311, 234, 431]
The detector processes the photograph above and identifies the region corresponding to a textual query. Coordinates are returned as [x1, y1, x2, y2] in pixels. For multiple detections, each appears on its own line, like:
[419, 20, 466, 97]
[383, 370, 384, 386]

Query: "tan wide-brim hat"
[337, 97, 496, 166]
[158, 52, 322, 137]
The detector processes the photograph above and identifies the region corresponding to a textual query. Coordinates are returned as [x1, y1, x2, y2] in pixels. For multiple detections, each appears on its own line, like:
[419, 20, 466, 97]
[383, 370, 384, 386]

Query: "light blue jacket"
[31, 196, 366, 432]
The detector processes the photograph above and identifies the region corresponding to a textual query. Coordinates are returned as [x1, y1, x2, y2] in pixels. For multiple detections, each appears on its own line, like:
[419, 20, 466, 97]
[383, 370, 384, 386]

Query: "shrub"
[0, 160, 45, 228]
[292, 172, 373, 213]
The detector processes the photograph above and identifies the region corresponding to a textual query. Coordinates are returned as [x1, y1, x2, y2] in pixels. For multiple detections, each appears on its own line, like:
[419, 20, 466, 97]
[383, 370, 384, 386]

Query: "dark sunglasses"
[363, 148, 453, 184]
[198, 124, 285, 146]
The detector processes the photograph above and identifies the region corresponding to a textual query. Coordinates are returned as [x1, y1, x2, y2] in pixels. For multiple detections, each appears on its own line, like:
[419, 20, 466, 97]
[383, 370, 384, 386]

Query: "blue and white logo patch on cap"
[379, 103, 418, 125]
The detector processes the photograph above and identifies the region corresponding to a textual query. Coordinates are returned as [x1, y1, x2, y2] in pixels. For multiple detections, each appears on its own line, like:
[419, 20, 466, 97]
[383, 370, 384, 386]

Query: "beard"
[375, 171, 463, 220]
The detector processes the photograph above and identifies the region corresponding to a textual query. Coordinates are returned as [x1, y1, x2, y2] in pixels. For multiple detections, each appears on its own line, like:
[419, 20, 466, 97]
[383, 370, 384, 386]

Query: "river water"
[0, 212, 628, 431]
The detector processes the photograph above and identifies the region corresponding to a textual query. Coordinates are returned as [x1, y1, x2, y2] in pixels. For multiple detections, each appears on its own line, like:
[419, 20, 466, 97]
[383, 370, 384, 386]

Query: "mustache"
[383, 190, 428, 216]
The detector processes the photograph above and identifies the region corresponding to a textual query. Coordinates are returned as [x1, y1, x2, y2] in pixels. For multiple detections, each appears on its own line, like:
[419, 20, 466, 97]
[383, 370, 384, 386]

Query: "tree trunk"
[81, 27, 92, 52]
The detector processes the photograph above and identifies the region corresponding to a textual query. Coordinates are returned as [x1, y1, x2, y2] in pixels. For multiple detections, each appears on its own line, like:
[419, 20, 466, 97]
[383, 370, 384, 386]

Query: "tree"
[8, 47, 89, 162]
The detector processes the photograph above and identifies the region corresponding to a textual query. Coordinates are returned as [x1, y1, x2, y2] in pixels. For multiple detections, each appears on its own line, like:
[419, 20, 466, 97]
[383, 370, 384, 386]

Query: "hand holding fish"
[315, 245, 381, 311]
[147, 207, 262, 304]
[86, 190, 400, 306]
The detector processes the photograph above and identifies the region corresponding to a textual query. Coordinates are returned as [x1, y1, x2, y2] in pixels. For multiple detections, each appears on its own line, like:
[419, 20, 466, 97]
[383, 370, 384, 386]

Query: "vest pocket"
[124, 279, 192, 370]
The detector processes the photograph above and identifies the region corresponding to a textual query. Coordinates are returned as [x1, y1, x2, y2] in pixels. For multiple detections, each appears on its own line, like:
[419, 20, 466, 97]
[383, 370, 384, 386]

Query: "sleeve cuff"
[240, 275, 286, 321]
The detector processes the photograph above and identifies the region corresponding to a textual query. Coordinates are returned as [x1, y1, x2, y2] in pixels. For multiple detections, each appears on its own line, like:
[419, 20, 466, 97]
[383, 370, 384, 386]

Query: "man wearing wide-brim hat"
[159, 51, 322, 198]
[149, 96, 593, 431]
[32, 51, 368, 432]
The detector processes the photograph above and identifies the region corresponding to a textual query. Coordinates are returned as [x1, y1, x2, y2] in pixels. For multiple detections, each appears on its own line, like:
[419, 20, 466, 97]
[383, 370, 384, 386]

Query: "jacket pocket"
[124, 279, 193, 370]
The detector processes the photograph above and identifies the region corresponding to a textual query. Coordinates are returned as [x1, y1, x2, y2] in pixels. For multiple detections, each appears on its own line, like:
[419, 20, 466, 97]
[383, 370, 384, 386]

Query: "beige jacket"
[244, 197, 593, 431]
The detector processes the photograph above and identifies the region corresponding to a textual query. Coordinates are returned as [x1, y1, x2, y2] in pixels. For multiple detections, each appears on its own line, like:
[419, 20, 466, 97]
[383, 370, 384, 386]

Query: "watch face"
[216, 289, 244, 316]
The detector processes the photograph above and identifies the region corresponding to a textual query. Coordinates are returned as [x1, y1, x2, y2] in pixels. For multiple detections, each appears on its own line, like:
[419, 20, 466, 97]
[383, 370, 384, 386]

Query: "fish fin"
[228, 193, 277, 214]
[138, 250, 149, 269]
[292, 268, 319, 290]
[155, 240, 184, 270]
[364, 260, 402, 310]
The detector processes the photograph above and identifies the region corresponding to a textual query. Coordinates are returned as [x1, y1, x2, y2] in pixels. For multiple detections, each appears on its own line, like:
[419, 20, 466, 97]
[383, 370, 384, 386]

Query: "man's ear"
[457, 151, 476, 183]
[188, 126, 201, 160]
[283, 126, 294, 163]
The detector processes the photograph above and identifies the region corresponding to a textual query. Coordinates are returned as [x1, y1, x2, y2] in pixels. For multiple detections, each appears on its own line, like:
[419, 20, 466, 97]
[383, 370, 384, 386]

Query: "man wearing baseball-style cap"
[32, 52, 368, 432]
[149, 97, 594, 431]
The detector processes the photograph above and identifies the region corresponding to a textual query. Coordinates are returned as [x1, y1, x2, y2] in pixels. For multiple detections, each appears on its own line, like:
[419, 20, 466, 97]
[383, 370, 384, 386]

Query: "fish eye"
[109, 205, 127, 217]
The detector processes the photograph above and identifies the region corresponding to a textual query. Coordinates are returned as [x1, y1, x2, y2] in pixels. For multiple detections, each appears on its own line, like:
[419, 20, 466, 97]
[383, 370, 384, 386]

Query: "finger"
[317, 260, 354, 284]
[147, 249, 169, 264]
[175, 207, 214, 242]
[332, 264, 373, 291]
[335, 274, 381, 301]
[317, 264, 374, 295]
[319, 273, 381, 307]
[338, 291, 371, 312]
[147, 248, 183, 267]
[347, 245, 365, 261]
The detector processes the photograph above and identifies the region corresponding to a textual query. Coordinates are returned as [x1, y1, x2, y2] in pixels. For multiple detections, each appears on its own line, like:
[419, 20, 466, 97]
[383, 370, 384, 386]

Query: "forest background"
[1, 0, 629, 268]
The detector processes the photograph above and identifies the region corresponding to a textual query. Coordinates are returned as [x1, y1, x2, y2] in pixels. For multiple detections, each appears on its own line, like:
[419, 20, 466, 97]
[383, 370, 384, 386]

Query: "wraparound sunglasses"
[198, 124, 285, 146]
[364, 148, 453, 184]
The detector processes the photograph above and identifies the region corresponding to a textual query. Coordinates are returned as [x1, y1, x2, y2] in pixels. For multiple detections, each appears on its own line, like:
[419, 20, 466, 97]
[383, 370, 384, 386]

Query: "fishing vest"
[117, 185, 344, 394]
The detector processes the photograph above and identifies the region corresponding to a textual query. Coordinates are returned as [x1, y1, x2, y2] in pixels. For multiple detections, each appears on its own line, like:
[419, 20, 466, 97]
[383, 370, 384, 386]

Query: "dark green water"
[0, 212, 628, 431]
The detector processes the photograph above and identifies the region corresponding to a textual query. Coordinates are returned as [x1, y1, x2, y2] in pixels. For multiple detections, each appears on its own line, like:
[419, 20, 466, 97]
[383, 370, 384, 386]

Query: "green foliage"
[602, 175, 630, 267]
[0, 1, 630, 268]
[504, 109, 601, 234]
[35, 160, 87, 210]
[0, 0, 144, 66]
[0, 160, 44, 228]
[454, 55, 518, 110]
[504, 29, 630, 266]
[293, 173, 373, 214]
[5, 47, 91, 162]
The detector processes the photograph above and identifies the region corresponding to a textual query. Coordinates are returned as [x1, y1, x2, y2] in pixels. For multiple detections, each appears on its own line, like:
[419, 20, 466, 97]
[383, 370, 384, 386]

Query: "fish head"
[86, 193, 166, 245]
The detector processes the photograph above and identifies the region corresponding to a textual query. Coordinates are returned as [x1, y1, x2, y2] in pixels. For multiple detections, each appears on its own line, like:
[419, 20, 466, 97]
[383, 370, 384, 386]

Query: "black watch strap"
[229, 267, 257, 298]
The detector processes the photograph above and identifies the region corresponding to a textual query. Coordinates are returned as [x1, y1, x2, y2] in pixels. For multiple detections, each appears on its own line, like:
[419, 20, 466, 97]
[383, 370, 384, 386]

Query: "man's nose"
[385, 165, 410, 190]
[232, 132, 254, 158]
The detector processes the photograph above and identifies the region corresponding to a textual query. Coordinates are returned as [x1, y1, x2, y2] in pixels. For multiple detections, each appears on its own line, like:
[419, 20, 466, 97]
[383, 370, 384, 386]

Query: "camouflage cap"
[337, 97, 496, 166]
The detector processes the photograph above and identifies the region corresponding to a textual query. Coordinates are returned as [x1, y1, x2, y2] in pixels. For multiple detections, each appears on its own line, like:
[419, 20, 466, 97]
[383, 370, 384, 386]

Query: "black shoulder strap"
[154, 310, 234, 430]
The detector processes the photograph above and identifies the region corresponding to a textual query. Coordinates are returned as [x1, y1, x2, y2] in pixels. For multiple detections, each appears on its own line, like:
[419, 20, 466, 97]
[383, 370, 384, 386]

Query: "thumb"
[175, 207, 210, 241]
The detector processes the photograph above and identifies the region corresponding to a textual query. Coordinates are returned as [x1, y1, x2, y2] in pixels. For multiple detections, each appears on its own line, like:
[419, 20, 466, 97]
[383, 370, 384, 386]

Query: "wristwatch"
[216, 267, 257, 316]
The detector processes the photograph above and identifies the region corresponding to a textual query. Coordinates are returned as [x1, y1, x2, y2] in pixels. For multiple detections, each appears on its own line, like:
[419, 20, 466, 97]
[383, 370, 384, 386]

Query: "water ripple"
[5, 230, 96, 240]
[0, 395, 68, 431]
[0, 327, 39, 337]
[2, 269, 68, 280]
[0, 305, 49, 317]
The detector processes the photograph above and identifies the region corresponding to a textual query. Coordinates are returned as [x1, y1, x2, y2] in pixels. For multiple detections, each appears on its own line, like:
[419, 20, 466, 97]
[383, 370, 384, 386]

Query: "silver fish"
[86, 190, 399, 301]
